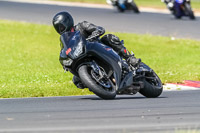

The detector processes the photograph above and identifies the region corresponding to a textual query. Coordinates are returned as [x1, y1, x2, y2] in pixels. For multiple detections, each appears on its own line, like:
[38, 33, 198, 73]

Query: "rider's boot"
[72, 76, 86, 89]
[119, 47, 141, 67]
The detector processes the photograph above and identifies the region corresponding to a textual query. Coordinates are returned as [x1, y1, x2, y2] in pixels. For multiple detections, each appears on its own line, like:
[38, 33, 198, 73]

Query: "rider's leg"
[101, 34, 141, 66]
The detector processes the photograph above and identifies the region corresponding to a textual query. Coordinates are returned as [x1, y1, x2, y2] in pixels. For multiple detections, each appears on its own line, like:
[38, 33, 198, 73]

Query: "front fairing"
[60, 31, 123, 90]
[60, 31, 86, 60]
[59, 31, 86, 68]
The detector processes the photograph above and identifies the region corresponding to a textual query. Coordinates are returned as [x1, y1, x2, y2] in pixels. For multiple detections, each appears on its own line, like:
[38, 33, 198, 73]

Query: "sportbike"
[60, 31, 163, 99]
[162, 0, 195, 19]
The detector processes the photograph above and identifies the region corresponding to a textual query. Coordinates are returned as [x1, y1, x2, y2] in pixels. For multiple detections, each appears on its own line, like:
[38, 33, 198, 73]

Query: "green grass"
[52, 0, 200, 10]
[0, 20, 200, 98]
[0, 20, 92, 98]
[113, 32, 200, 84]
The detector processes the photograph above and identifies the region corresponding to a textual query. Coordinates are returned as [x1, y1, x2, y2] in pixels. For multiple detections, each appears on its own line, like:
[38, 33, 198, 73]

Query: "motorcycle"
[162, 0, 195, 19]
[59, 31, 163, 99]
[107, 0, 140, 13]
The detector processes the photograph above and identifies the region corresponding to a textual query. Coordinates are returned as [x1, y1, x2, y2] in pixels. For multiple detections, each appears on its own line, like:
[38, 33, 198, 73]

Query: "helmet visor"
[54, 23, 67, 34]
[59, 24, 67, 34]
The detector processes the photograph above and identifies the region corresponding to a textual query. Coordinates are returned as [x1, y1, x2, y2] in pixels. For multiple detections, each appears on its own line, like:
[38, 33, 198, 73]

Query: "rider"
[117, 0, 126, 10]
[174, 0, 186, 18]
[52, 11, 140, 89]
[107, 0, 126, 9]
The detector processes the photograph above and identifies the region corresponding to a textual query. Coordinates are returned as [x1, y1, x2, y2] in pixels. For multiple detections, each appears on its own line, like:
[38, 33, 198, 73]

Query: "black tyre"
[185, 3, 195, 20]
[175, 15, 182, 19]
[78, 65, 116, 99]
[139, 64, 163, 98]
[131, 2, 140, 13]
[117, 7, 125, 12]
[173, 9, 182, 19]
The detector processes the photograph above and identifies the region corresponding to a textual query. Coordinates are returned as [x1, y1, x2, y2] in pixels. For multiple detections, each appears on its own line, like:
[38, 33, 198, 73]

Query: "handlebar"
[86, 33, 100, 41]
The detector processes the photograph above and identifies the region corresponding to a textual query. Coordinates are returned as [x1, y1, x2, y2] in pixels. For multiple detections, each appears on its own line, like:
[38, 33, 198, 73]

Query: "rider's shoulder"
[79, 21, 92, 27]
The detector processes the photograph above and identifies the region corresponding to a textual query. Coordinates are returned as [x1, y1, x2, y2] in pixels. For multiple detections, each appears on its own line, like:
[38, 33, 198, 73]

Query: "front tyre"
[78, 65, 116, 99]
[117, 6, 125, 12]
[139, 63, 163, 98]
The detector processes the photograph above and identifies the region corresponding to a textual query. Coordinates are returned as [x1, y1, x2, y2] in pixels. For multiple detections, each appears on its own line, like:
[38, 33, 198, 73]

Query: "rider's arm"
[80, 21, 105, 37]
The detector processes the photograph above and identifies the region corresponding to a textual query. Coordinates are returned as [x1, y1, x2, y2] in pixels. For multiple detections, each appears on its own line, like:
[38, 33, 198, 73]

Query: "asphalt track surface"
[0, 1, 200, 132]
[0, 90, 200, 133]
[0, 1, 200, 40]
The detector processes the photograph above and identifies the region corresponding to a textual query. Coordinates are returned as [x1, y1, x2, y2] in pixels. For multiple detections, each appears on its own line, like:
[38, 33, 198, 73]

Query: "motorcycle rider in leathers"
[52, 11, 141, 89]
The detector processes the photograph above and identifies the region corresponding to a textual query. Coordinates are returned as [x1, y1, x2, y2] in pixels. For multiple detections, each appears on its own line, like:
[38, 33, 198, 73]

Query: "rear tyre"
[185, 3, 195, 20]
[78, 65, 116, 100]
[139, 64, 163, 98]
[131, 2, 140, 13]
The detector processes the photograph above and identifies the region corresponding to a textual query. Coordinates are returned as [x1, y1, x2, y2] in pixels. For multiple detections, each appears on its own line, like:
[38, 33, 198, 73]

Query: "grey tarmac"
[0, 91, 200, 133]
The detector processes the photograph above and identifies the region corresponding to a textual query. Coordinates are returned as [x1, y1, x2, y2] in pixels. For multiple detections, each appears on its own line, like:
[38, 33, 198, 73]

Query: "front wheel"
[139, 63, 163, 98]
[78, 65, 116, 99]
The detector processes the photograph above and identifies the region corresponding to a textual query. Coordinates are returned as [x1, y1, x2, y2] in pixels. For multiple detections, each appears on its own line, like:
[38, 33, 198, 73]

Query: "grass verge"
[0, 20, 199, 98]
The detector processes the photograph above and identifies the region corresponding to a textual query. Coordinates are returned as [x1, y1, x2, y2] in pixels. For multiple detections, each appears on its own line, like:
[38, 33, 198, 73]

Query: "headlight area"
[62, 57, 73, 67]
[73, 41, 84, 58]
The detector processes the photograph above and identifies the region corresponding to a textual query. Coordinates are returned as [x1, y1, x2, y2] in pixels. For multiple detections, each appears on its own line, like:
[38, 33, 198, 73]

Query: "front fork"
[89, 61, 115, 88]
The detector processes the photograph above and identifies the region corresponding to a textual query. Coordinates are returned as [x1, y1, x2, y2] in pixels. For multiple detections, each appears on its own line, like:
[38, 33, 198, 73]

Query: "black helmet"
[52, 11, 74, 34]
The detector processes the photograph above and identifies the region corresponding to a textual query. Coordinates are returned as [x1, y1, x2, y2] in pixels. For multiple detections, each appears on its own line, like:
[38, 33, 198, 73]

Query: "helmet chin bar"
[59, 25, 67, 35]
[60, 29, 67, 35]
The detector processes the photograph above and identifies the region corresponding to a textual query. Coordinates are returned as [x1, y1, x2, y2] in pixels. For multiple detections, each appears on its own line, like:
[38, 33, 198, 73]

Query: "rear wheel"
[184, 3, 195, 20]
[78, 65, 116, 99]
[139, 63, 163, 98]
[131, 2, 140, 13]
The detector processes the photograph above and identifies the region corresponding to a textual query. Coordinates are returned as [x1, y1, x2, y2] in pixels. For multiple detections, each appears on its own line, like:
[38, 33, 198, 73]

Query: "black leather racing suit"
[67, 21, 136, 89]
[75, 21, 131, 59]
[74, 21, 105, 39]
